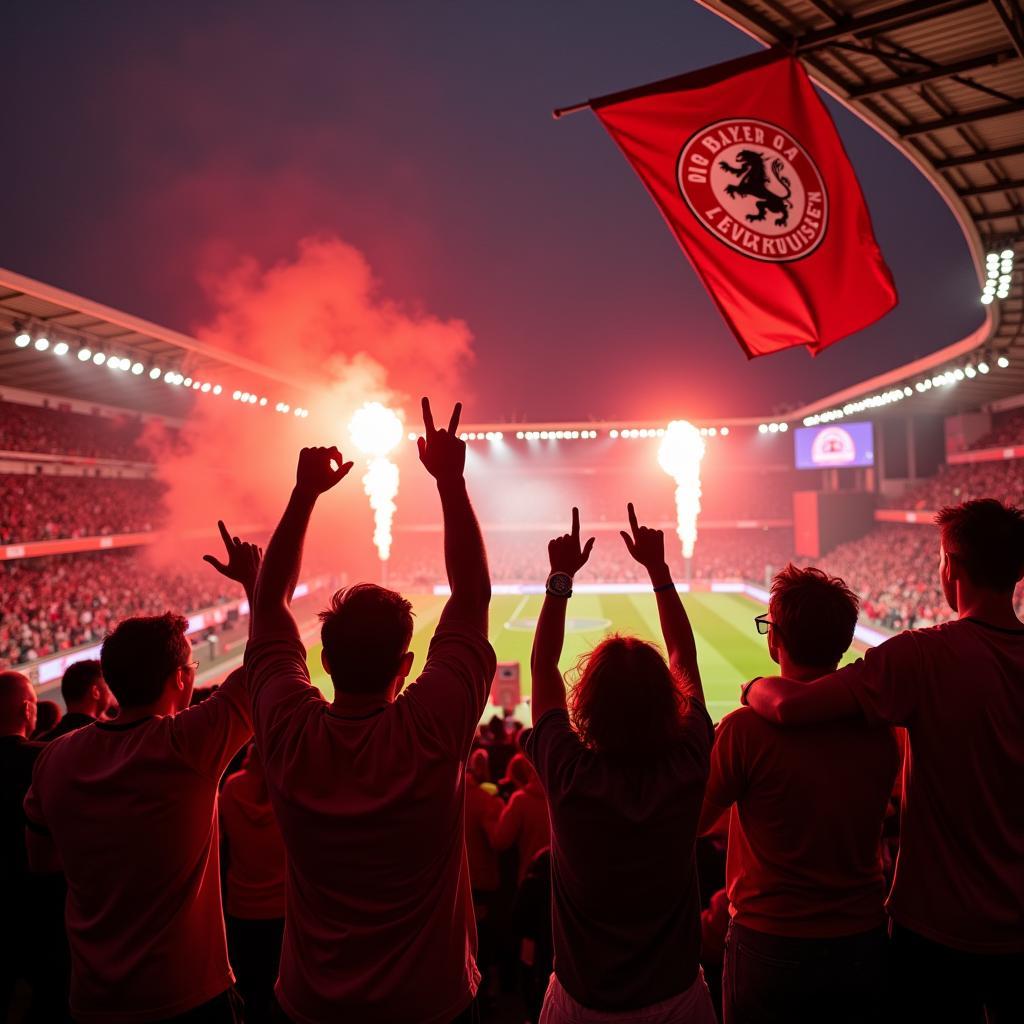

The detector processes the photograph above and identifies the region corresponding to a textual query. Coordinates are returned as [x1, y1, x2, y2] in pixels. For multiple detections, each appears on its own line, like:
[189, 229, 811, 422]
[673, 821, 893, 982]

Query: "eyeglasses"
[184, 660, 199, 673]
[754, 614, 778, 637]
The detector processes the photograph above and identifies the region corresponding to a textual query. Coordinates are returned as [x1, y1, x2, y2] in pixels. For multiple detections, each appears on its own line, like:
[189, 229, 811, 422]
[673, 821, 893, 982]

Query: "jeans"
[890, 923, 1024, 1024]
[722, 921, 888, 1024]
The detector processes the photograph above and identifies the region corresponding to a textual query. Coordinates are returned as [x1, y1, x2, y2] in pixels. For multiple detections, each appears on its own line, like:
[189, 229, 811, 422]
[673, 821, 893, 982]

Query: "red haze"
[147, 236, 474, 580]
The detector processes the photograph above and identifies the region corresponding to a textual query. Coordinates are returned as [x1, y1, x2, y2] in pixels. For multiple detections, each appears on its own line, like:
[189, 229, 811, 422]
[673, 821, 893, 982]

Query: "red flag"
[588, 49, 897, 358]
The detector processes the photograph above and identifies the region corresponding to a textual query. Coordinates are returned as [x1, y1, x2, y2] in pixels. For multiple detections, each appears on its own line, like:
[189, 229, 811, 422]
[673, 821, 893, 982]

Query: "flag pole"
[552, 101, 590, 120]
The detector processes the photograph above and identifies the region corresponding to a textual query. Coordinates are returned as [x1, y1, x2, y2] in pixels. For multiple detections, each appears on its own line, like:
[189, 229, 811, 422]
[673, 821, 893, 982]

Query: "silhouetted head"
[0, 670, 37, 738]
[937, 500, 1024, 611]
[737, 149, 763, 166]
[101, 613, 194, 711]
[468, 748, 490, 785]
[502, 752, 537, 790]
[33, 700, 61, 736]
[568, 635, 687, 756]
[768, 563, 859, 673]
[61, 659, 112, 717]
[319, 584, 415, 697]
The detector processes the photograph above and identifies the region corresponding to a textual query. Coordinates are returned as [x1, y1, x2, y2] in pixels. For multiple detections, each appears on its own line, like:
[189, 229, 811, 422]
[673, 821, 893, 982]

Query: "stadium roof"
[0, 267, 318, 418]
[697, 0, 1024, 417]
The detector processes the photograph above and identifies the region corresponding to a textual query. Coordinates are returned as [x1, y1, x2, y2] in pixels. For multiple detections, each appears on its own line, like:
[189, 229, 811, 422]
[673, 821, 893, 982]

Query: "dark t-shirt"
[0, 735, 44, 890]
[526, 703, 714, 1012]
[40, 711, 96, 742]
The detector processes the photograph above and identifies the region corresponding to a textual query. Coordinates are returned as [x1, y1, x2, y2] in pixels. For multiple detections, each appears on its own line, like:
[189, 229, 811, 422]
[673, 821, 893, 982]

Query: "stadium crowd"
[0, 399, 157, 461]
[969, 405, 1024, 450]
[893, 459, 1024, 512]
[0, 551, 239, 664]
[0, 474, 166, 544]
[1, 400, 1021, 1024]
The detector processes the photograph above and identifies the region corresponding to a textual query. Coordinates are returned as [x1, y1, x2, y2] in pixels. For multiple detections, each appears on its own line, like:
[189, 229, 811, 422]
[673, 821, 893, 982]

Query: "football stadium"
[2, 2, 1023, 1023]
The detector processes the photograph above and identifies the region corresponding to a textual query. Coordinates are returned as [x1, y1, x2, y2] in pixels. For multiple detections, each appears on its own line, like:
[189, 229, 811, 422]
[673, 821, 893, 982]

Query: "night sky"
[4, 1, 982, 421]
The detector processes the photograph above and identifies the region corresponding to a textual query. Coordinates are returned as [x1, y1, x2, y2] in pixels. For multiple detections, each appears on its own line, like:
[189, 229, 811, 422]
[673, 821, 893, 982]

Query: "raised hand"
[295, 446, 353, 499]
[417, 398, 466, 483]
[620, 502, 667, 573]
[203, 520, 264, 595]
[548, 507, 596, 577]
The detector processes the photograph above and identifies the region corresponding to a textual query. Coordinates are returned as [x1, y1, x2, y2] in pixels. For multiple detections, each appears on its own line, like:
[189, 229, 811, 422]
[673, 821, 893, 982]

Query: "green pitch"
[306, 591, 858, 723]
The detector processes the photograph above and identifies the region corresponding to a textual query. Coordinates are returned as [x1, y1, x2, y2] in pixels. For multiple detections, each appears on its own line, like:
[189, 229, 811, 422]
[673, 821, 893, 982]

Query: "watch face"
[547, 572, 573, 595]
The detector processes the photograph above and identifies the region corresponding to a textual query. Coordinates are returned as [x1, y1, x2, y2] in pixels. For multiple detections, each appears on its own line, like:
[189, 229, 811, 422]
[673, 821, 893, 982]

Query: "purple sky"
[3, 1, 981, 421]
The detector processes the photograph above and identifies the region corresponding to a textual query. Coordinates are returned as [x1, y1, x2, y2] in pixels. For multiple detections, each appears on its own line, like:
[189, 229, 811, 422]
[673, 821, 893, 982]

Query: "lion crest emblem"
[677, 118, 828, 262]
[718, 149, 793, 227]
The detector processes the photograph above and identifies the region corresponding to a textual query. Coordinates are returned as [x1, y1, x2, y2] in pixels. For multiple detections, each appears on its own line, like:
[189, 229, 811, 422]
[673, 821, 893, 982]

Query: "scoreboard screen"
[794, 421, 874, 469]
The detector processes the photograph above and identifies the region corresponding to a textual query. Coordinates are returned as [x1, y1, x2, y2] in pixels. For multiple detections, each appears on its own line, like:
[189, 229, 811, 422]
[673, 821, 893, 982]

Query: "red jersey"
[220, 766, 286, 919]
[837, 618, 1024, 952]
[23, 670, 251, 1023]
[244, 616, 497, 1024]
[706, 706, 899, 938]
[488, 781, 550, 883]
[465, 779, 502, 893]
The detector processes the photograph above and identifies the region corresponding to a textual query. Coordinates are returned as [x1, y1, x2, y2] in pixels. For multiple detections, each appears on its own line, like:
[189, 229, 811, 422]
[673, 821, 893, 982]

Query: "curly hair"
[568, 634, 687, 756]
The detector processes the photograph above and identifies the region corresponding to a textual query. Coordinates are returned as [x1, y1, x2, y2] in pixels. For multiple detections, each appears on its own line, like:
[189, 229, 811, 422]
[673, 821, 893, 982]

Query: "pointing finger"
[422, 397, 436, 435]
[448, 402, 462, 435]
[627, 502, 640, 538]
[217, 520, 233, 550]
[571, 506, 580, 539]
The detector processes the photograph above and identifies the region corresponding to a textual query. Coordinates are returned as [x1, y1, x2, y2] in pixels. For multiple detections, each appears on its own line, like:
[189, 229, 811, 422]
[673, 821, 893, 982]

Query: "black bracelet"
[653, 582, 676, 593]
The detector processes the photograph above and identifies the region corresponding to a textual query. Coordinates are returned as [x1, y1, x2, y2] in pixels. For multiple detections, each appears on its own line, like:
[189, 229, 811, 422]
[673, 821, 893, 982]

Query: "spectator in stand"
[0, 398, 156, 461]
[465, 748, 504, 1010]
[466, 748, 503, 896]
[31, 698, 61, 739]
[220, 742, 286, 1024]
[481, 715, 516, 782]
[514, 847, 554, 1024]
[24, 531, 258, 1024]
[243, 399, 494, 1023]
[527, 504, 716, 1023]
[488, 754, 550, 884]
[0, 549, 244, 665]
[700, 565, 899, 1022]
[747, 499, 1024, 1022]
[0, 474, 166, 545]
[40, 660, 113, 740]
[0, 671, 43, 1015]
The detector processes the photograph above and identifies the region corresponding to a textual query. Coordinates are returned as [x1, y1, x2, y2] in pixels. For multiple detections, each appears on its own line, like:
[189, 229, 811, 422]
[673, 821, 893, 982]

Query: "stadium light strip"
[802, 354, 1011, 428]
[10, 324, 312, 419]
[981, 248, 1016, 306]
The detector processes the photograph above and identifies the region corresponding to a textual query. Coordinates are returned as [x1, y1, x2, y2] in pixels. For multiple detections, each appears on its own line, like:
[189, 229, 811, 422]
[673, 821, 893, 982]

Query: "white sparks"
[348, 402, 404, 561]
[657, 420, 706, 560]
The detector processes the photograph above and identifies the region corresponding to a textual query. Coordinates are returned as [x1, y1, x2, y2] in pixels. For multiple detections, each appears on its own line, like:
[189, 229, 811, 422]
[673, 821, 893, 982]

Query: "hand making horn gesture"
[417, 397, 466, 483]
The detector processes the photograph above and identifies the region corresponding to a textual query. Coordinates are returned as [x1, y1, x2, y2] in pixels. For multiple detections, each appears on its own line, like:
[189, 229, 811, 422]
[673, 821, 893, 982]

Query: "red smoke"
[147, 236, 474, 578]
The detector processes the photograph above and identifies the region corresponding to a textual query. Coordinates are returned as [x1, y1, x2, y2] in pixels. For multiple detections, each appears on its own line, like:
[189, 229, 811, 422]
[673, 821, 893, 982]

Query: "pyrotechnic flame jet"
[348, 402, 404, 567]
[657, 421, 706, 576]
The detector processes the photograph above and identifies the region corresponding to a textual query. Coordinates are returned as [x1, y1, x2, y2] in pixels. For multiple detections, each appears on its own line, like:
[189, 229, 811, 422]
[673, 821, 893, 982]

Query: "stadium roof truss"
[697, 0, 1024, 417]
[0, 267, 318, 418]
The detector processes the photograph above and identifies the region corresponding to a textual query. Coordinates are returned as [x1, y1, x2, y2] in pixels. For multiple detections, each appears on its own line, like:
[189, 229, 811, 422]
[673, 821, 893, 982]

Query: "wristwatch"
[546, 571, 573, 598]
